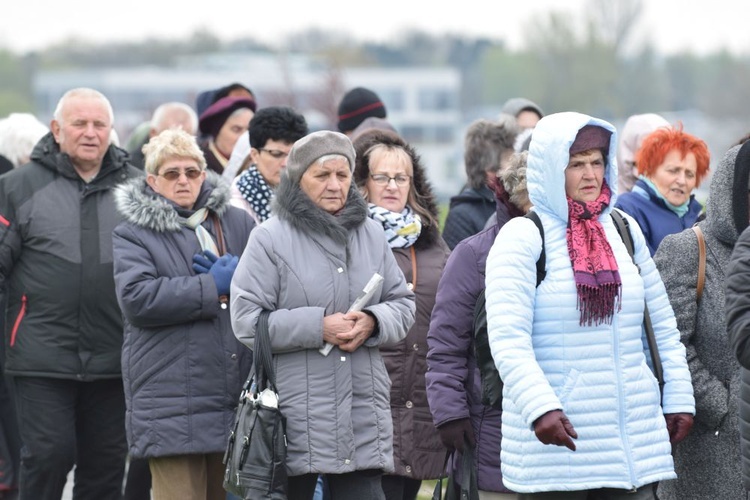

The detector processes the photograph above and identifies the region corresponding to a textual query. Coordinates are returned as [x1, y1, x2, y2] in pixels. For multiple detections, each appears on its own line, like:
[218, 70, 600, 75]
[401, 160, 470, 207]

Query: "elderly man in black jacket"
[0, 88, 142, 499]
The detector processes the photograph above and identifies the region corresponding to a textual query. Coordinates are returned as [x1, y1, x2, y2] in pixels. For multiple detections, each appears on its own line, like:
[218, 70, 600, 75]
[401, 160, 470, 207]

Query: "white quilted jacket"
[485, 112, 695, 493]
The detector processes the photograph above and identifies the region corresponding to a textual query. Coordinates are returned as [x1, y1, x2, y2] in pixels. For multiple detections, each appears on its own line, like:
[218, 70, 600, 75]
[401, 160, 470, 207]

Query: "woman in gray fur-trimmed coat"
[112, 129, 255, 500]
[230, 130, 415, 500]
[654, 141, 750, 500]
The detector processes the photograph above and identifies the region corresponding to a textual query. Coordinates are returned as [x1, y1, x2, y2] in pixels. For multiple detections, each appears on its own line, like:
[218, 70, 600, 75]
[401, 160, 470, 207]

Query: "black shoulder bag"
[223, 310, 288, 499]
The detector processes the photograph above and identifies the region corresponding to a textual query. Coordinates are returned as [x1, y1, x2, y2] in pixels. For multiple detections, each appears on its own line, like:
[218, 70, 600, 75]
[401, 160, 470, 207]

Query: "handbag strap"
[254, 310, 277, 391]
[691, 225, 706, 302]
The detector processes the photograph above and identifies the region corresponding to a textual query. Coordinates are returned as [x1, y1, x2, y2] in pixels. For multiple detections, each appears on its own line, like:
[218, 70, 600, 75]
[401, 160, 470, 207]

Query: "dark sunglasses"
[157, 168, 203, 181]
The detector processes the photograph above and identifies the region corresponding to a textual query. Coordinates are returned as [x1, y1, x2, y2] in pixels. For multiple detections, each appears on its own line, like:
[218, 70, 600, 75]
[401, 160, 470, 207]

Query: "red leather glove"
[533, 410, 577, 451]
[437, 418, 476, 452]
[664, 413, 694, 444]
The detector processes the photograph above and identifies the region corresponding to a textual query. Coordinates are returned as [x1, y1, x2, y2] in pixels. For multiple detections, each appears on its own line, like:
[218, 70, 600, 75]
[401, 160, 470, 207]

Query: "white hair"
[0, 113, 49, 167]
[150, 102, 199, 135]
[53, 88, 114, 125]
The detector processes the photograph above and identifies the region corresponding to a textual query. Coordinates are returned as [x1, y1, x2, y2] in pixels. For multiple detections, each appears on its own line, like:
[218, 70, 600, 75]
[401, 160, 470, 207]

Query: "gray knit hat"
[284, 130, 356, 184]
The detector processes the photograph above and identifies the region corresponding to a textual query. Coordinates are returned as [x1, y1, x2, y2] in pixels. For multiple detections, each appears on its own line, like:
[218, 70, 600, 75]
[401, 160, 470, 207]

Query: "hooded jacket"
[0, 132, 141, 379]
[230, 178, 415, 476]
[655, 143, 750, 499]
[112, 172, 255, 458]
[484, 112, 694, 493]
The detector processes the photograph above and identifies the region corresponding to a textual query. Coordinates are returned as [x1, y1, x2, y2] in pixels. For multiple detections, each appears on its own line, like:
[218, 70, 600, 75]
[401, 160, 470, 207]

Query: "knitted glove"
[664, 413, 694, 444]
[437, 418, 475, 452]
[533, 410, 577, 451]
[193, 250, 238, 296]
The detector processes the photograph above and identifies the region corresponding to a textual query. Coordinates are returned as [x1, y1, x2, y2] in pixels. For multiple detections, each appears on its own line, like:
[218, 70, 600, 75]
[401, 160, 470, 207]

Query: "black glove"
[437, 418, 475, 452]
[533, 410, 577, 451]
[664, 413, 693, 444]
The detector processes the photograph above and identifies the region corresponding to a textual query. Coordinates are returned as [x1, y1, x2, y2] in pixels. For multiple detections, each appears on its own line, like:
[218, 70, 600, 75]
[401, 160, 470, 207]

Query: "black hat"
[337, 87, 386, 133]
[198, 96, 257, 138]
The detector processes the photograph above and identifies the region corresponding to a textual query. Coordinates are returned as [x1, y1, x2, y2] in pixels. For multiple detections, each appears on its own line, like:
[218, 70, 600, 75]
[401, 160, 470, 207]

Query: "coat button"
[412, 343, 418, 351]
[231, 354, 237, 360]
[405, 401, 413, 408]
[405, 465, 412, 474]
[407, 282, 414, 291]
[337, 267, 344, 273]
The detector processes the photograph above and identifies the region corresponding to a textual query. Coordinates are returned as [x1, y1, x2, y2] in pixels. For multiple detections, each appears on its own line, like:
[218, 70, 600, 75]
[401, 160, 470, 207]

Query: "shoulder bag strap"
[610, 209, 664, 403]
[254, 310, 276, 391]
[691, 225, 706, 302]
[524, 210, 546, 286]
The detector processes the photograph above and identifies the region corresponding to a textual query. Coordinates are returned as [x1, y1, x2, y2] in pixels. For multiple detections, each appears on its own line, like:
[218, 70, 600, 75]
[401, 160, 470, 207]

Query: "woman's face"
[364, 147, 412, 213]
[648, 150, 697, 206]
[299, 157, 352, 214]
[564, 149, 605, 203]
[214, 108, 253, 158]
[146, 157, 206, 209]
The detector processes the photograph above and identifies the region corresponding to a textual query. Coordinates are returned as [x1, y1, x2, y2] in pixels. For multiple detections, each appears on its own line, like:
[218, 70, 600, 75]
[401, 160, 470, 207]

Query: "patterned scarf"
[566, 181, 621, 326]
[367, 203, 422, 248]
[236, 165, 274, 222]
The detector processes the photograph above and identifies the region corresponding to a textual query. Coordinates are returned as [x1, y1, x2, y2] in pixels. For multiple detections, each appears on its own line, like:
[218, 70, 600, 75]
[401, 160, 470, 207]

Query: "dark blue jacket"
[442, 186, 496, 250]
[112, 173, 255, 458]
[615, 179, 703, 255]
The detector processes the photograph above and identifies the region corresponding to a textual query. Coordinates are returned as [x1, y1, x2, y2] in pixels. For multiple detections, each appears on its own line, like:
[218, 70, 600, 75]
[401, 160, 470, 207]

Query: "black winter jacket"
[0, 133, 142, 379]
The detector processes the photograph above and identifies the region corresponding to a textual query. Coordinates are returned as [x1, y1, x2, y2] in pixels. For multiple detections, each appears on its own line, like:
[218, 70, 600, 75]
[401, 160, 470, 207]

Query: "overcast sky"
[2, 1, 748, 56]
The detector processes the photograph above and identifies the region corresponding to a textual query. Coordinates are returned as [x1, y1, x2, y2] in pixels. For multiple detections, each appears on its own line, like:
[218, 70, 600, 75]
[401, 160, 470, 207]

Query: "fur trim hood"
[114, 170, 231, 232]
[271, 176, 368, 246]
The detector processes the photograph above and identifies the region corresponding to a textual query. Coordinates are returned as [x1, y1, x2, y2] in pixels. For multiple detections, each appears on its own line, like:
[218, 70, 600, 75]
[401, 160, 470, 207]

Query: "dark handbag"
[432, 441, 480, 500]
[223, 311, 288, 499]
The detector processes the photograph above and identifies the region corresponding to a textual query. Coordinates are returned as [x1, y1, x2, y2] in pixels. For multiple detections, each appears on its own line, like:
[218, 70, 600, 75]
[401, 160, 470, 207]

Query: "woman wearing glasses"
[229, 106, 309, 224]
[352, 128, 450, 500]
[111, 129, 256, 500]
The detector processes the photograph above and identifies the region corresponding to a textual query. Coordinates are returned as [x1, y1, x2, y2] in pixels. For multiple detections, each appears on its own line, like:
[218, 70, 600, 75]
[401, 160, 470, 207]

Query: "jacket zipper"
[10, 294, 27, 347]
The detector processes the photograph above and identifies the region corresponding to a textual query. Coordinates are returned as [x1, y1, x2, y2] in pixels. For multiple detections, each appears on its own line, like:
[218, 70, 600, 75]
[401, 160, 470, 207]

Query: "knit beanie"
[285, 130, 356, 184]
[337, 87, 386, 133]
[569, 125, 611, 157]
[198, 96, 257, 138]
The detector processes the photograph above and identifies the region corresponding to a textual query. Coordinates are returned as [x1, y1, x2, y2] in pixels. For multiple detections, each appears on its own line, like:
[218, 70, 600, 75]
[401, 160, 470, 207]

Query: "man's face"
[51, 96, 112, 171]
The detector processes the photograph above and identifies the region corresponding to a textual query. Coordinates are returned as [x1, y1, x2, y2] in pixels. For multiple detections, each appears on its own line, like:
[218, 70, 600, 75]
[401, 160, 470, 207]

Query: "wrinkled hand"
[437, 418, 475, 453]
[533, 410, 578, 451]
[322, 313, 355, 347]
[337, 311, 375, 352]
[664, 413, 693, 445]
[193, 250, 238, 296]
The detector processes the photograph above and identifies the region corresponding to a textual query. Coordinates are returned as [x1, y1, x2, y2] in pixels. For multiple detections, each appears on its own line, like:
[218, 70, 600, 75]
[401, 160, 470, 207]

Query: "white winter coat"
[485, 112, 695, 493]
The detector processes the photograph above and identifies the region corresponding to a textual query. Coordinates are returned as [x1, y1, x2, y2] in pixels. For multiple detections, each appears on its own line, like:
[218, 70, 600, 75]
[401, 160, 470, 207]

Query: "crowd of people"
[0, 82, 748, 500]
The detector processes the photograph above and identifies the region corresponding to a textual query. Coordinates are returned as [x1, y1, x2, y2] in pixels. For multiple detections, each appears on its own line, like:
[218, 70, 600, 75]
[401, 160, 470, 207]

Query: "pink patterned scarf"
[566, 181, 621, 326]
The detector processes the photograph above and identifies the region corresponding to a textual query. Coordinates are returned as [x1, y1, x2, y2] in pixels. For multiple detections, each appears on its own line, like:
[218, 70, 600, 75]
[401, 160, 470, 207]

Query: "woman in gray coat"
[655, 141, 750, 500]
[230, 130, 416, 500]
[112, 129, 256, 500]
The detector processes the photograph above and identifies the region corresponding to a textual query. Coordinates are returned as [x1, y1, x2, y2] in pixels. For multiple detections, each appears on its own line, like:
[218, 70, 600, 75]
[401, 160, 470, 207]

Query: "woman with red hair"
[615, 124, 710, 255]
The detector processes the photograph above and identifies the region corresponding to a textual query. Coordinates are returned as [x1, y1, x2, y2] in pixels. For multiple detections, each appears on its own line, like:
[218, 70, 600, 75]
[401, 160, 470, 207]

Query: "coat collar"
[271, 177, 368, 246]
[114, 170, 230, 232]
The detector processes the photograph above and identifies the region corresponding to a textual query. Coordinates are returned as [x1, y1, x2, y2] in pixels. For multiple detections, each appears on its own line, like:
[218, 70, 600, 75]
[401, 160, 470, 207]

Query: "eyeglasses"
[258, 148, 290, 159]
[157, 168, 203, 181]
[370, 174, 411, 187]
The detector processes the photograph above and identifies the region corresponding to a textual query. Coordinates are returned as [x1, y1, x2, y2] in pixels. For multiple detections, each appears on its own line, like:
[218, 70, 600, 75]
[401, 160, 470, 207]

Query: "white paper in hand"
[319, 273, 384, 356]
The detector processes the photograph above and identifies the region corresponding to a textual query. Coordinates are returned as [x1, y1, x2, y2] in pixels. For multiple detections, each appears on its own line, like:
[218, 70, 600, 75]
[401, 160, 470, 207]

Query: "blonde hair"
[142, 128, 206, 175]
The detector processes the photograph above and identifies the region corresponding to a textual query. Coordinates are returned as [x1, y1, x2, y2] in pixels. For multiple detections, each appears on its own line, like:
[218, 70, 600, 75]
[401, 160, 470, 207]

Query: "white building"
[33, 51, 466, 198]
